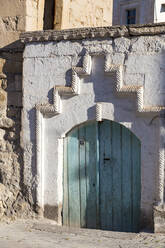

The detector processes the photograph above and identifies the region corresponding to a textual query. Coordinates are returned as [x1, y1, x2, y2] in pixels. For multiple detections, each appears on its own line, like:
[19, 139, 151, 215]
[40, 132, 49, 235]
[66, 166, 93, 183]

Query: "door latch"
[104, 158, 111, 161]
[79, 139, 85, 145]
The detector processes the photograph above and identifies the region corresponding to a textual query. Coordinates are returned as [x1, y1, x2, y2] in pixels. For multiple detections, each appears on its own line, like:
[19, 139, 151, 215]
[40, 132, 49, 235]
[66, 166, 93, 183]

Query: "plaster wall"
[22, 31, 165, 229]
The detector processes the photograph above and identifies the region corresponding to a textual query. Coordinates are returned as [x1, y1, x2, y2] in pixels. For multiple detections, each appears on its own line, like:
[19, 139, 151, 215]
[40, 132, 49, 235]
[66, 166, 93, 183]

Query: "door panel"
[85, 122, 99, 228]
[63, 120, 141, 232]
[67, 127, 80, 227]
[63, 122, 99, 228]
[132, 135, 141, 233]
[111, 121, 122, 231]
[63, 137, 69, 226]
[99, 120, 113, 230]
[79, 126, 87, 228]
[122, 126, 132, 232]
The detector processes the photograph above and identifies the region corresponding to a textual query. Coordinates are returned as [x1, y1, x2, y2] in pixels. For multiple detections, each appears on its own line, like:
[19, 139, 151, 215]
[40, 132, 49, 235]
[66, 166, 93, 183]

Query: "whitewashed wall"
[22, 31, 165, 229]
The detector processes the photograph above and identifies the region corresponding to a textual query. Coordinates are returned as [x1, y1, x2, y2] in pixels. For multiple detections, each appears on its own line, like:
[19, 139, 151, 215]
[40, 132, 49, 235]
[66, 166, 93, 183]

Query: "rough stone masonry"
[0, 0, 46, 222]
[0, 49, 35, 221]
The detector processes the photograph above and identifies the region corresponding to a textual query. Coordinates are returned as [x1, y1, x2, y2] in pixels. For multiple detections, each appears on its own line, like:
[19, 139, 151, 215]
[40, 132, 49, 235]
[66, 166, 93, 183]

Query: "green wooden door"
[63, 120, 141, 232]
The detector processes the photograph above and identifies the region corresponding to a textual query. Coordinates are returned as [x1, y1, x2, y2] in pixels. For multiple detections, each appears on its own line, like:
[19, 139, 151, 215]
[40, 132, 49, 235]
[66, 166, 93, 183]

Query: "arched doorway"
[63, 120, 141, 232]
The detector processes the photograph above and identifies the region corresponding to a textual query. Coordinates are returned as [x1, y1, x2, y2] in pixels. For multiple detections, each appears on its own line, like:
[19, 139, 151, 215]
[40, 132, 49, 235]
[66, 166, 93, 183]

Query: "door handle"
[104, 158, 110, 161]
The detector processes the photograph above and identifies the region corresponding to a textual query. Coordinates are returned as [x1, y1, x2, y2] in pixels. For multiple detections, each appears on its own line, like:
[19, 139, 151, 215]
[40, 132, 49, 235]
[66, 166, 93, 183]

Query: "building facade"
[0, 0, 165, 232]
[113, 0, 165, 26]
[54, 0, 165, 29]
[21, 24, 165, 232]
[113, 0, 154, 25]
[54, 0, 113, 30]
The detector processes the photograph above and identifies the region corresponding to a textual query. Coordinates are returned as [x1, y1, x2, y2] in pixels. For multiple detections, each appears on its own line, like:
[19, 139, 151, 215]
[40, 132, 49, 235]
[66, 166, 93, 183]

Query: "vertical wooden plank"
[132, 134, 141, 232]
[85, 122, 98, 229]
[96, 122, 100, 228]
[67, 128, 80, 227]
[112, 121, 122, 231]
[122, 126, 132, 232]
[99, 120, 113, 230]
[63, 137, 69, 226]
[79, 126, 87, 228]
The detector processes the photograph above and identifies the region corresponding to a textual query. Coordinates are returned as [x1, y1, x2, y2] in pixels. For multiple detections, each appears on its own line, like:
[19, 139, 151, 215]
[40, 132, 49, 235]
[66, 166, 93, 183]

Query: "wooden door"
[63, 120, 141, 232]
[99, 120, 141, 232]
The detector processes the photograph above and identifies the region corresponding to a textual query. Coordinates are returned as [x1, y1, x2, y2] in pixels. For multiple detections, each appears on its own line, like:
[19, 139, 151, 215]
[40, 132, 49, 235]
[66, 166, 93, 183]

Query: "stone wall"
[0, 0, 45, 37]
[54, 0, 113, 30]
[0, 0, 40, 221]
[53, 0, 165, 30]
[0, 0, 60, 222]
[0, 45, 36, 221]
[26, 0, 45, 31]
[0, 0, 26, 48]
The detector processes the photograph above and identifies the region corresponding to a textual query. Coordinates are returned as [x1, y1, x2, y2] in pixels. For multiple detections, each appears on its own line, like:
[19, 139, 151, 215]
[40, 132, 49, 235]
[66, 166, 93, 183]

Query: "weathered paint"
[63, 120, 141, 232]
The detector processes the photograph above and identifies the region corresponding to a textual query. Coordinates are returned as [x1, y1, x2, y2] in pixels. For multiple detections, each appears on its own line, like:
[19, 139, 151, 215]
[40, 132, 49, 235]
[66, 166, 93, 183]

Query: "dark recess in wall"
[43, 0, 55, 30]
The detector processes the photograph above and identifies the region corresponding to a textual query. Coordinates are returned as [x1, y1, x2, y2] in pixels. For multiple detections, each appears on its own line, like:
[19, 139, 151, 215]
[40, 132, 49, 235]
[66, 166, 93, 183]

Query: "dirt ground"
[0, 219, 165, 248]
